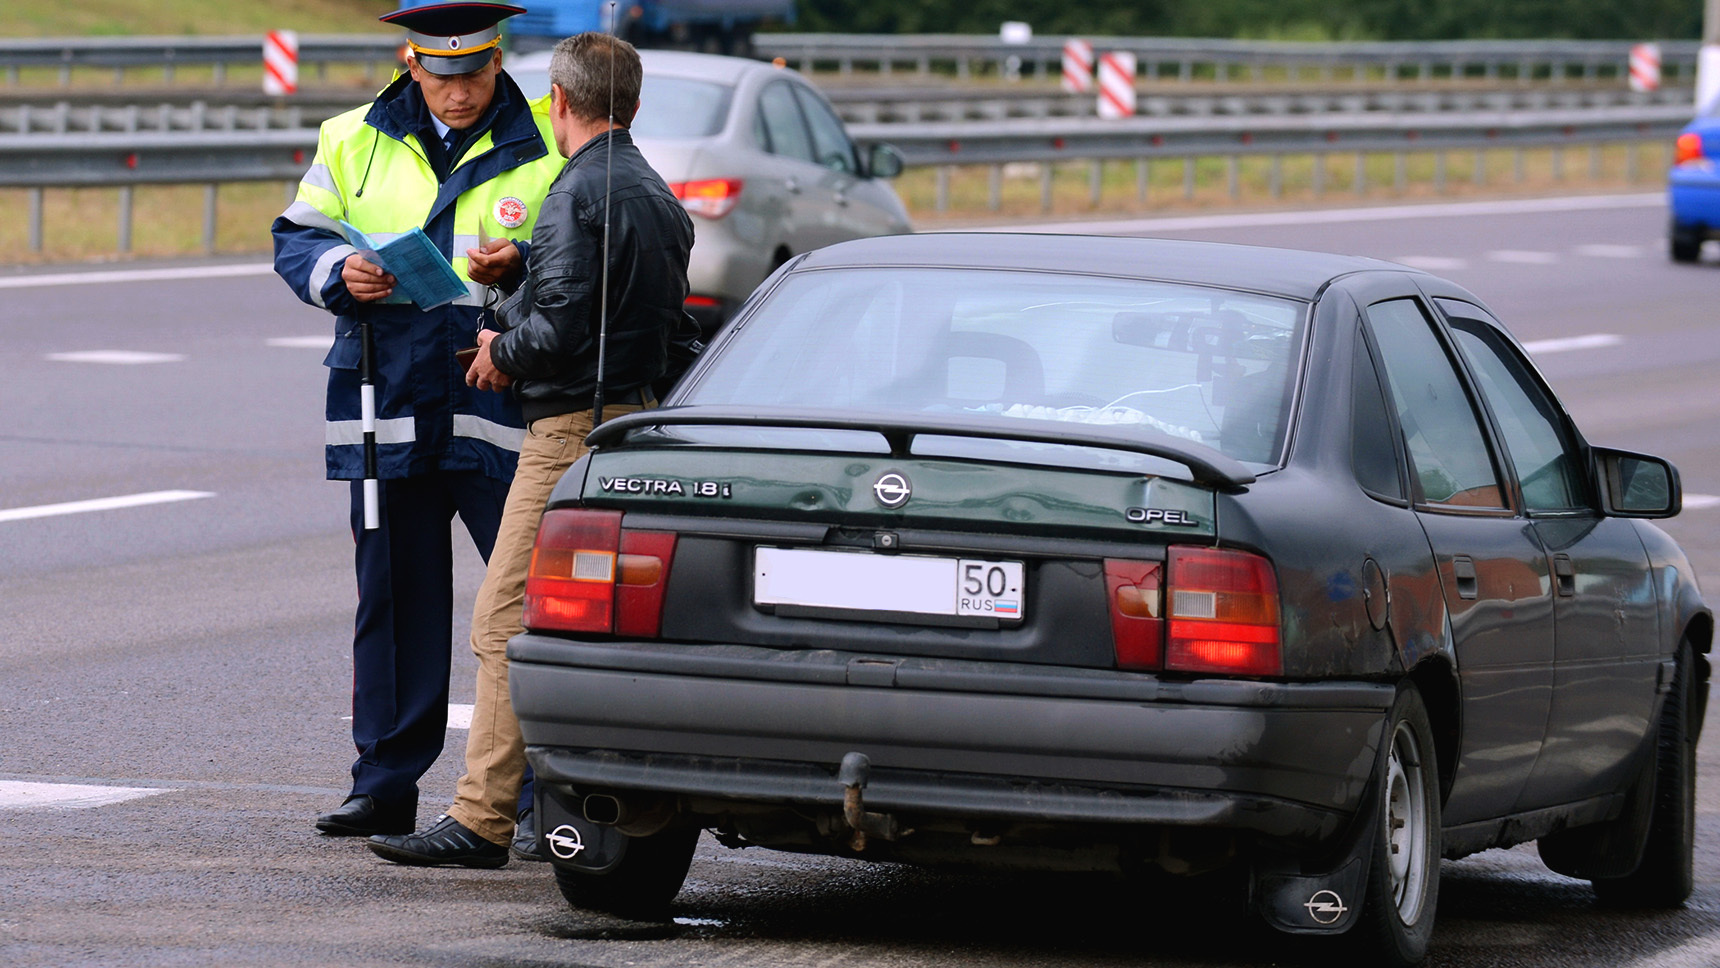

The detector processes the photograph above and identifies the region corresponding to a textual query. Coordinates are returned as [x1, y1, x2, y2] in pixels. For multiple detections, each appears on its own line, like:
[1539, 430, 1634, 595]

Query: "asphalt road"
[3, 191, 1720, 967]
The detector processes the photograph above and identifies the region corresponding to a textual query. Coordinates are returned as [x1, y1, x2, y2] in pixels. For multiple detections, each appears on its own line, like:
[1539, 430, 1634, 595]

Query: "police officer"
[271, 2, 565, 842]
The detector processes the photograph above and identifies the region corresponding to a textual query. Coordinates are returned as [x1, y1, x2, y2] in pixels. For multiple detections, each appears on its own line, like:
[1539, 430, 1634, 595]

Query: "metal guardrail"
[0, 33, 1701, 87]
[0, 35, 400, 86]
[0, 103, 1686, 253]
[824, 83, 1695, 124]
[760, 34, 1701, 84]
[0, 84, 1694, 135]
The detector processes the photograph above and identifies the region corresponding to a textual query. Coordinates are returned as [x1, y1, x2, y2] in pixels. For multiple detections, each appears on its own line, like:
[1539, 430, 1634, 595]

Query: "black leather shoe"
[511, 807, 547, 863]
[368, 814, 509, 869]
[316, 795, 415, 837]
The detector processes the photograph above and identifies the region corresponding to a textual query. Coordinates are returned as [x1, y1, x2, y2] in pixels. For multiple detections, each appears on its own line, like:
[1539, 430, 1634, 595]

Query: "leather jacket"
[491, 128, 697, 423]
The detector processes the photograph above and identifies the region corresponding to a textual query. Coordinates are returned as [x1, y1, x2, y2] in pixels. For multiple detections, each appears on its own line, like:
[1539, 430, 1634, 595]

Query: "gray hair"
[548, 32, 642, 127]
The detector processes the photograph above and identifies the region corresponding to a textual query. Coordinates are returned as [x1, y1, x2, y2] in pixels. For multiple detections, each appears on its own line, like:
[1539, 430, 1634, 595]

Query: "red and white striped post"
[1097, 51, 1137, 119]
[1629, 42, 1661, 93]
[263, 29, 299, 96]
[1061, 39, 1093, 93]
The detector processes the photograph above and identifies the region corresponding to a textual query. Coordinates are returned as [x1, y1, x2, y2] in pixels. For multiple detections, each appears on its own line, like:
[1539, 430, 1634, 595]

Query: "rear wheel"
[553, 825, 700, 919]
[1670, 223, 1702, 263]
[1351, 685, 1441, 967]
[1593, 641, 1696, 908]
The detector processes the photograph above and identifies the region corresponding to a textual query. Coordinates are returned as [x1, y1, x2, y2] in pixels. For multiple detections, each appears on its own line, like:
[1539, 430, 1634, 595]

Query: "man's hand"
[466, 238, 523, 288]
[341, 254, 396, 303]
[466, 328, 512, 392]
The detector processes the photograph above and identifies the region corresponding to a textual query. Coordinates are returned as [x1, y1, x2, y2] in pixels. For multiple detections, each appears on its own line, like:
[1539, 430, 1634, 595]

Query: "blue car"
[1669, 106, 1720, 261]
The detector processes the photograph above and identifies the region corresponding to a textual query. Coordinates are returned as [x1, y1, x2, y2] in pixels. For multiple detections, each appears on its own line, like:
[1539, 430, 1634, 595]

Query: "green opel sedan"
[507, 233, 1709, 966]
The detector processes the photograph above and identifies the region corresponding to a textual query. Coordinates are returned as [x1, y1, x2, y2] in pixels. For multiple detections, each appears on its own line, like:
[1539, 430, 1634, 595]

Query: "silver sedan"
[509, 48, 912, 333]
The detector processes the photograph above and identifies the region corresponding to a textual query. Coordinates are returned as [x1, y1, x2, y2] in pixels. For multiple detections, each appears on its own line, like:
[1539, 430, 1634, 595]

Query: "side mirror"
[864, 143, 905, 179]
[1595, 447, 1681, 518]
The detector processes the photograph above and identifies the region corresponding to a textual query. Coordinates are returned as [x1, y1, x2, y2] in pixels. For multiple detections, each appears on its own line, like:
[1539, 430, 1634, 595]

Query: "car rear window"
[632, 77, 733, 138]
[683, 267, 1307, 467]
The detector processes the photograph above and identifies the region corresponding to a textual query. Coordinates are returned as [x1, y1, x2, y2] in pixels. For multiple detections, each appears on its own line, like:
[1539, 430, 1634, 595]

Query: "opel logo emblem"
[873, 471, 911, 509]
[547, 823, 586, 860]
[1304, 889, 1349, 924]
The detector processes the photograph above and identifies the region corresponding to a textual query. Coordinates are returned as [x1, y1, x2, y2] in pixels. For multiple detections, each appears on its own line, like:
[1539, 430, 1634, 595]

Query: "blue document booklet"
[339, 220, 469, 311]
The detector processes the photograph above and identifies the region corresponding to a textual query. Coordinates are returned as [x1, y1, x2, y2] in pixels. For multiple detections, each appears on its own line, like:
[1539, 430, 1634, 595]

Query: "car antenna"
[591, 3, 618, 427]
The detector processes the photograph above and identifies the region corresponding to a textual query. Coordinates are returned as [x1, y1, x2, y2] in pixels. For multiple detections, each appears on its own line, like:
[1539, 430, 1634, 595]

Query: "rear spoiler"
[584, 405, 1256, 490]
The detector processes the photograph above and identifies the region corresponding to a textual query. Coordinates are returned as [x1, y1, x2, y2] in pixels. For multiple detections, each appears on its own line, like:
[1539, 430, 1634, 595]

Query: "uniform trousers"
[447, 405, 641, 845]
[348, 471, 533, 815]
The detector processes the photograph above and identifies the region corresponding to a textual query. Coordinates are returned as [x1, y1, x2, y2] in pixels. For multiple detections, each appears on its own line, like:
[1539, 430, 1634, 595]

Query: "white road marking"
[1683, 494, 1720, 510]
[0, 780, 167, 810]
[1394, 256, 1470, 271]
[966, 191, 1663, 235]
[268, 335, 335, 349]
[1488, 249, 1560, 264]
[1576, 243, 1646, 258]
[339, 702, 474, 729]
[0, 263, 274, 290]
[0, 490, 214, 524]
[46, 350, 185, 365]
[1519, 333, 1623, 355]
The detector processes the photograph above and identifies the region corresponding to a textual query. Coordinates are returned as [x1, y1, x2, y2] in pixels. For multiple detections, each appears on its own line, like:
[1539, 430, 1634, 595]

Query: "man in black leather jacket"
[369, 31, 697, 868]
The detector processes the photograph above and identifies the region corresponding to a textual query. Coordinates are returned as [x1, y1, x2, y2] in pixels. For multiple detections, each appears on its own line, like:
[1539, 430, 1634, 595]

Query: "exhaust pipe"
[581, 792, 675, 837]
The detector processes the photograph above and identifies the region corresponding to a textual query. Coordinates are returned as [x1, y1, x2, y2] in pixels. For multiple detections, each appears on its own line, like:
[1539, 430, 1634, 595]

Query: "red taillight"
[670, 178, 743, 219]
[684, 295, 720, 308]
[615, 529, 676, 638]
[522, 509, 676, 637]
[1164, 546, 1281, 677]
[1105, 559, 1163, 670]
[1676, 132, 1705, 166]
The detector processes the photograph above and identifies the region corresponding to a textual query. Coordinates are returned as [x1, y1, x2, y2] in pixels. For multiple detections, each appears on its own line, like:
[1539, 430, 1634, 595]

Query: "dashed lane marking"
[0, 490, 214, 524]
[1488, 250, 1560, 265]
[1576, 243, 1647, 258]
[46, 350, 185, 365]
[0, 780, 167, 810]
[1520, 333, 1622, 355]
[0, 263, 274, 290]
[1683, 494, 1720, 510]
[268, 335, 334, 349]
[1394, 256, 1470, 271]
[341, 703, 473, 729]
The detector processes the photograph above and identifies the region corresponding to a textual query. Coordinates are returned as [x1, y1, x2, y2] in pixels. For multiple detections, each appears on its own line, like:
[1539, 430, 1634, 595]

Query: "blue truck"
[503, 0, 794, 56]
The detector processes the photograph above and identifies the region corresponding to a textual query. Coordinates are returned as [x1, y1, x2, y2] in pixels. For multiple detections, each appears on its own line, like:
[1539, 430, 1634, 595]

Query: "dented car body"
[509, 234, 1709, 965]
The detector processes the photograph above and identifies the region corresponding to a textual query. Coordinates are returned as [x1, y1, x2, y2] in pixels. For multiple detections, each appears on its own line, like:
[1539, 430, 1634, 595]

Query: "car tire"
[1670, 224, 1702, 263]
[1349, 685, 1441, 967]
[552, 825, 700, 919]
[1592, 640, 1696, 908]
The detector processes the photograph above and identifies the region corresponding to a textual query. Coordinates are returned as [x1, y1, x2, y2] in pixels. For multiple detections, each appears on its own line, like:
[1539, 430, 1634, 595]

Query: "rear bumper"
[510, 637, 1395, 842]
[1670, 167, 1720, 229]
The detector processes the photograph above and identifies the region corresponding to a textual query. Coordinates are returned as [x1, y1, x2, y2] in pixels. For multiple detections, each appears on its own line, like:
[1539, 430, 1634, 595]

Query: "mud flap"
[537, 783, 630, 874]
[1249, 769, 1381, 935]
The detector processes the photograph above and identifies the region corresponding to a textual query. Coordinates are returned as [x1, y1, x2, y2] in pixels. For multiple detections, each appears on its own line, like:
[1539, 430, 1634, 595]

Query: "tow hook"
[838, 752, 909, 851]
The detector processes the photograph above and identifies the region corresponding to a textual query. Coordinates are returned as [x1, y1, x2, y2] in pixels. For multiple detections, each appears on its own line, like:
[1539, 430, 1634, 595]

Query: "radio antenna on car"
[591, 3, 619, 426]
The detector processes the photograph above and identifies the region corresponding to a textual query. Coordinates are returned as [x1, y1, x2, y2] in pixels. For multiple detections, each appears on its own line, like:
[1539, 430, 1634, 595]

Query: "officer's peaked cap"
[380, 2, 525, 76]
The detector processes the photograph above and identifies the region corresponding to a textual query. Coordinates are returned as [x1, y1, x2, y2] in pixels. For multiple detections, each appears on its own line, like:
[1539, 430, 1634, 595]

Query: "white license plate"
[754, 547, 1025, 622]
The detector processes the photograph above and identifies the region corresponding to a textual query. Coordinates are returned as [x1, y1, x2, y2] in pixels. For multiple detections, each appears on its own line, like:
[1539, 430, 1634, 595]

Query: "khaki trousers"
[447, 404, 641, 845]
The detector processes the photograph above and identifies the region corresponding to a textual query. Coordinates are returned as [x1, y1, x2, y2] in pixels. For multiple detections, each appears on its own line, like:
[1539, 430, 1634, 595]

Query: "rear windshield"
[632, 77, 733, 138]
[682, 267, 1307, 467]
[510, 66, 732, 138]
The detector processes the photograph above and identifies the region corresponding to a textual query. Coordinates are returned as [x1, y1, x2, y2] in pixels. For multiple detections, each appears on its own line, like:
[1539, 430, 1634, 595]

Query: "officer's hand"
[466, 238, 522, 288]
[341, 254, 396, 303]
[466, 328, 512, 392]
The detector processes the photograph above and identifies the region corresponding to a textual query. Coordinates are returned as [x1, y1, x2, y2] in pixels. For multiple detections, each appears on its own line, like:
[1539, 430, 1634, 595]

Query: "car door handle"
[1453, 556, 1478, 600]
[1553, 554, 1575, 597]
